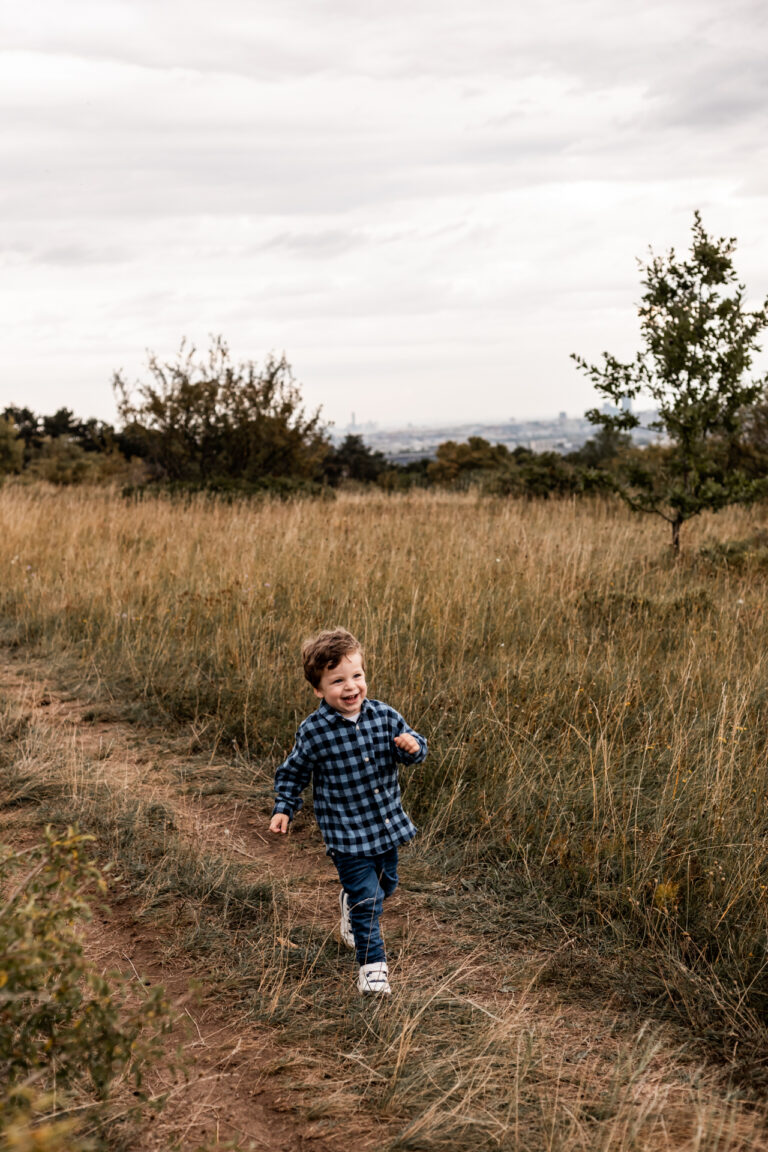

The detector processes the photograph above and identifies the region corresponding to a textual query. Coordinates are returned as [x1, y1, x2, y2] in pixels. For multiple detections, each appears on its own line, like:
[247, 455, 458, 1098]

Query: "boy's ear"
[313, 685, 324, 700]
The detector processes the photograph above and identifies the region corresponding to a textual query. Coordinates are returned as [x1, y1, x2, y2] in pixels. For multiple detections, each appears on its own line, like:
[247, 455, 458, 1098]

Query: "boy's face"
[313, 650, 367, 716]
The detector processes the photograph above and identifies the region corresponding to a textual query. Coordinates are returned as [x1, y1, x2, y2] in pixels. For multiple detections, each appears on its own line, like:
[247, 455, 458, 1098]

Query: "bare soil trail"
[0, 653, 370, 1151]
[2, 650, 768, 1152]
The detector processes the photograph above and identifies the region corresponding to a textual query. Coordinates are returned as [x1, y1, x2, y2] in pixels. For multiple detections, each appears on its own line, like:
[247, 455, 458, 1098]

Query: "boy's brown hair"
[302, 628, 363, 688]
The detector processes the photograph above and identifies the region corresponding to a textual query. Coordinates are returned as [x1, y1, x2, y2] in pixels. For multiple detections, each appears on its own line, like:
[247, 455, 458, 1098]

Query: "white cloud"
[1, 0, 767, 428]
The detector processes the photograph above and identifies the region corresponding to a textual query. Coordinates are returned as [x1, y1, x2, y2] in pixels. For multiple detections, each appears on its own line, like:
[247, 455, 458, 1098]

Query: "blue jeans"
[332, 847, 399, 966]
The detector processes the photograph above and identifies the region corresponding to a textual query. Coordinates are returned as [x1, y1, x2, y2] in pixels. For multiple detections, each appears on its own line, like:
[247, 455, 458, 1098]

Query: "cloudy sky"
[2, 0, 767, 431]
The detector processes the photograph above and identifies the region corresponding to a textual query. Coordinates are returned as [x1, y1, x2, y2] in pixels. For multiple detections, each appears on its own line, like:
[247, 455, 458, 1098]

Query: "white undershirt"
[343, 711, 361, 723]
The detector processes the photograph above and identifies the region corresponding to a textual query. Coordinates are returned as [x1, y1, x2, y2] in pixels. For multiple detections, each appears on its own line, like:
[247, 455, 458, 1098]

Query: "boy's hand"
[269, 813, 289, 834]
[394, 733, 420, 756]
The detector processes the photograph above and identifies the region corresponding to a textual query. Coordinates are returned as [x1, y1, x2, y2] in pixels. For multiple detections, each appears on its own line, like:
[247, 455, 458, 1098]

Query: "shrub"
[0, 828, 172, 1150]
[114, 336, 330, 484]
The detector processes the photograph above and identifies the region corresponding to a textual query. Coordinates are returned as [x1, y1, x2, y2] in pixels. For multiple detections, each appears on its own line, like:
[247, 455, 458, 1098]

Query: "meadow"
[3, 482, 768, 1149]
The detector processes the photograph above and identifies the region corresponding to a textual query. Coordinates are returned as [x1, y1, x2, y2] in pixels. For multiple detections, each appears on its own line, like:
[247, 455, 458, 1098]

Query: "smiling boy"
[269, 628, 427, 995]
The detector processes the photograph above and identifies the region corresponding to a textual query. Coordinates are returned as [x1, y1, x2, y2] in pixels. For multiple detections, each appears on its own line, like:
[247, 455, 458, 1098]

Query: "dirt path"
[82, 904, 310, 1152]
[3, 651, 768, 1152]
[0, 655, 370, 1151]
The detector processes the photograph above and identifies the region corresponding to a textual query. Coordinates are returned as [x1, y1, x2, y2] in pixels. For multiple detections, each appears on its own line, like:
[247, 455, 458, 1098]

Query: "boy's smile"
[314, 651, 368, 717]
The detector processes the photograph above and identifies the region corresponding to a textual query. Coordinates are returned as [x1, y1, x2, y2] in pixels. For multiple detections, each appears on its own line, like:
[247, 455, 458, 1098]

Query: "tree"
[2, 406, 43, 465]
[572, 213, 768, 554]
[323, 434, 387, 485]
[567, 424, 631, 470]
[41, 408, 118, 454]
[0, 416, 24, 474]
[1, 407, 121, 474]
[427, 436, 511, 485]
[113, 337, 330, 484]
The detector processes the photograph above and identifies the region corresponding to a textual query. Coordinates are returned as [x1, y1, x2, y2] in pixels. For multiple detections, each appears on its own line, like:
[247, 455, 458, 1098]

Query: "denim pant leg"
[376, 847, 399, 900]
[334, 848, 399, 966]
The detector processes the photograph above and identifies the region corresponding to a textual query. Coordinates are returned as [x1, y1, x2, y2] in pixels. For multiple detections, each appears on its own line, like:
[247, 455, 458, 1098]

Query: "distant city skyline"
[346, 404, 661, 462]
[331, 400, 663, 463]
[2, 1, 767, 428]
[340, 395, 636, 434]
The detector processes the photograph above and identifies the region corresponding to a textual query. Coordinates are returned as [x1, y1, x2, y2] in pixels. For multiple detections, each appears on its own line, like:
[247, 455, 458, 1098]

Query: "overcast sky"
[2, 0, 767, 431]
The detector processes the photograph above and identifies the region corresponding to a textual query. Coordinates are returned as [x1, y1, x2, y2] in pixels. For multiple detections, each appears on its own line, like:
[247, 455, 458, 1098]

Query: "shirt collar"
[317, 696, 370, 725]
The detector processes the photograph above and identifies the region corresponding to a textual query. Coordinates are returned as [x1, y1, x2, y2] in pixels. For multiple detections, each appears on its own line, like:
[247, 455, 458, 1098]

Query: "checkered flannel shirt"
[272, 697, 428, 855]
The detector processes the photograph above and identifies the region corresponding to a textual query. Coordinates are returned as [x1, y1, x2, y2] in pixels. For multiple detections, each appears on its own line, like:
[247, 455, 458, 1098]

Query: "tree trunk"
[671, 515, 682, 557]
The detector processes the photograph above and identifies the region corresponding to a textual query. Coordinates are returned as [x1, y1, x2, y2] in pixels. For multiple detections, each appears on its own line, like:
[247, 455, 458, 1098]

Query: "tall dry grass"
[2, 699, 767, 1152]
[3, 483, 768, 1067]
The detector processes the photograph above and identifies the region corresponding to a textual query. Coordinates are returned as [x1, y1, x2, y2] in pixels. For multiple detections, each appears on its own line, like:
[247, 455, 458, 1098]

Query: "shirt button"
[385, 818, 390, 824]
[364, 757, 369, 762]
[374, 788, 379, 794]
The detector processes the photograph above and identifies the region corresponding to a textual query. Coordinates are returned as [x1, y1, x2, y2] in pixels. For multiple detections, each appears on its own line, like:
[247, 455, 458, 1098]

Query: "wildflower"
[654, 880, 680, 910]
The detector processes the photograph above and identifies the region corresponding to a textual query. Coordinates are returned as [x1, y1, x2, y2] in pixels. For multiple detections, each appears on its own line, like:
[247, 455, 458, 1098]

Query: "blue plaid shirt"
[272, 697, 428, 855]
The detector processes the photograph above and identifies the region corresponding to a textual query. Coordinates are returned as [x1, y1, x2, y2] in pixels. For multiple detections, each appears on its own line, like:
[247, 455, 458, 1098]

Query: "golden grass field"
[4, 482, 768, 1150]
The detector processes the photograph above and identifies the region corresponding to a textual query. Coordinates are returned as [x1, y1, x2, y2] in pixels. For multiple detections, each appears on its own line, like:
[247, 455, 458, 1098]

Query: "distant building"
[340, 406, 661, 461]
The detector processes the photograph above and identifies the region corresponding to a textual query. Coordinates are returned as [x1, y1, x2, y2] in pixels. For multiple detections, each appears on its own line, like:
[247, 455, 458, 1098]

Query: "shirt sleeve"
[272, 727, 315, 819]
[390, 708, 428, 765]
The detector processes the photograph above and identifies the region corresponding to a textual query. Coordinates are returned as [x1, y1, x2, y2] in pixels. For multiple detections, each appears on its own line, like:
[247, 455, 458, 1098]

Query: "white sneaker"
[358, 961, 391, 995]
[339, 889, 355, 948]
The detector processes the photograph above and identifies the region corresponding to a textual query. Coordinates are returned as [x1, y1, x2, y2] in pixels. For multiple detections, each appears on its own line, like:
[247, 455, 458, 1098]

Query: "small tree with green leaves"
[572, 212, 768, 554]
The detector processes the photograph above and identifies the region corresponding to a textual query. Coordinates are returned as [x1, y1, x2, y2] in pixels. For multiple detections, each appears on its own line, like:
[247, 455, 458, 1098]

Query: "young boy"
[268, 628, 427, 995]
